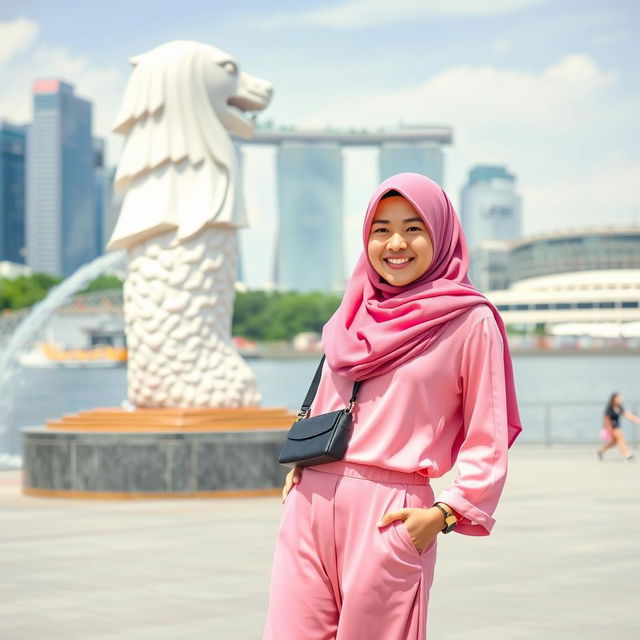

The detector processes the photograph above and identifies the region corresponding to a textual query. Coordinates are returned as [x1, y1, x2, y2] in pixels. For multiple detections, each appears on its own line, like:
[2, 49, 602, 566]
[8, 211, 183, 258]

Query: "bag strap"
[297, 355, 361, 420]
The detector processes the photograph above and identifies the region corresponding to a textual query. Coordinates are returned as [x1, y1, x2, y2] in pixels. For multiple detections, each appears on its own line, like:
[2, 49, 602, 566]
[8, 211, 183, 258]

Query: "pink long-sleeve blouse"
[309, 303, 509, 536]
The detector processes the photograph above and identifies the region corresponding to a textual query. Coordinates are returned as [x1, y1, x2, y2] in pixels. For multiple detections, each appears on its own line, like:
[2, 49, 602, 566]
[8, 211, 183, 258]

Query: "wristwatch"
[433, 502, 458, 534]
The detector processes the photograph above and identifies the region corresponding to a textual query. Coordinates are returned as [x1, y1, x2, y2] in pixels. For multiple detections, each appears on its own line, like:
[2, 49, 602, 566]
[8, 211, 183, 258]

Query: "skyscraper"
[460, 165, 522, 251]
[26, 80, 97, 276]
[461, 165, 522, 291]
[275, 141, 344, 292]
[0, 122, 27, 264]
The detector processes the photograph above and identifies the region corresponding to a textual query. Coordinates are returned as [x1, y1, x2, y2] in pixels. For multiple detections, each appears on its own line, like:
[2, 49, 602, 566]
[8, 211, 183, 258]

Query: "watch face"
[443, 515, 457, 533]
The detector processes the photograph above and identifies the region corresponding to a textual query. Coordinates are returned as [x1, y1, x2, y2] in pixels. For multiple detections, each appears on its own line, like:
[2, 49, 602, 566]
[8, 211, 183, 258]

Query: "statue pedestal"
[22, 407, 294, 499]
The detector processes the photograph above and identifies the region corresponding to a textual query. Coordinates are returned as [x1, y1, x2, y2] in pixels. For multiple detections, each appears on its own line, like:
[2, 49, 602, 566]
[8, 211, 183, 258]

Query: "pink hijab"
[322, 173, 522, 447]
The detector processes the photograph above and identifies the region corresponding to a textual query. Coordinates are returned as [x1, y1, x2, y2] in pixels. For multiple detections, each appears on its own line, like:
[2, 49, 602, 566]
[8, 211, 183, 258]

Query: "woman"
[263, 173, 522, 640]
[598, 392, 640, 461]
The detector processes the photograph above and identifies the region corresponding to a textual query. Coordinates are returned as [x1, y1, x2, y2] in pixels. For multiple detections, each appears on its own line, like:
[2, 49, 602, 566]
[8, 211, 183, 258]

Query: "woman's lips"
[383, 257, 414, 270]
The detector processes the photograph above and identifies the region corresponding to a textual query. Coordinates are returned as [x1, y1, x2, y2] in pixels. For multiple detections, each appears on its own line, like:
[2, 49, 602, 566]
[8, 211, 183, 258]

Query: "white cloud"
[0, 17, 38, 65]
[0, 21, 126, 162]
[294, 54, 615, 130]
[266, 0, 550, 29]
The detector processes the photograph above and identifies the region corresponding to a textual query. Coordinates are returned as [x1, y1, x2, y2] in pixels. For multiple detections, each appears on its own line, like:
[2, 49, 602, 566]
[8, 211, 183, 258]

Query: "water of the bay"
[7, 353, 640, 448]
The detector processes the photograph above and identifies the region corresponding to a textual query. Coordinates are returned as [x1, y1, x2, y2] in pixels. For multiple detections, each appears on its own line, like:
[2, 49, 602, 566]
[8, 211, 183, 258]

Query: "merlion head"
[107, 40, 272, 250]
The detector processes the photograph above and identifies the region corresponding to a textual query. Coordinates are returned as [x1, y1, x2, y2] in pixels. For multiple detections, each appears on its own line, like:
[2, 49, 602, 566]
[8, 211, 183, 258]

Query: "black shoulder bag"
[278, 355, 361, 468]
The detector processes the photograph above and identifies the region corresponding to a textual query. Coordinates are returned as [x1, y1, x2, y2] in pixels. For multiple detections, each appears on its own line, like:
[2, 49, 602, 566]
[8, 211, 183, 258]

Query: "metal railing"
[516, 400, 639, 448]
[2, 400, 638, 456]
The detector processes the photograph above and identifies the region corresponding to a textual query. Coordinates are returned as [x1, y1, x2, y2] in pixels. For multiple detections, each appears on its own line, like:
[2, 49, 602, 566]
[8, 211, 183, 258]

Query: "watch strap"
[433, 502, 457, 534]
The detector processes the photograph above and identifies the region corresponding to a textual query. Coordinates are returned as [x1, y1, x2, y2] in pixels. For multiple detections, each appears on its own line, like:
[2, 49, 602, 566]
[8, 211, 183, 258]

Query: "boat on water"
[19, 342, 127, 369]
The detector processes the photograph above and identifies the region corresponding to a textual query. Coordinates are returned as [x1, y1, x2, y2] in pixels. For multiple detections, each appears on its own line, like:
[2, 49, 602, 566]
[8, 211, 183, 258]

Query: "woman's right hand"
[282, 466, 303, 503]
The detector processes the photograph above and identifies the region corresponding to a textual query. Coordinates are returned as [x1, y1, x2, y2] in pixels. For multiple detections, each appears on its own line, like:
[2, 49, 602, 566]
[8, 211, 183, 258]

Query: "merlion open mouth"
[227, 90, 270, 123]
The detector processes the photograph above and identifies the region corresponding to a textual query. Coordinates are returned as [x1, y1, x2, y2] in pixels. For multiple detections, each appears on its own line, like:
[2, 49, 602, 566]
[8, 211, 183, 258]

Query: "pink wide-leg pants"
[263, 460, 438, 640]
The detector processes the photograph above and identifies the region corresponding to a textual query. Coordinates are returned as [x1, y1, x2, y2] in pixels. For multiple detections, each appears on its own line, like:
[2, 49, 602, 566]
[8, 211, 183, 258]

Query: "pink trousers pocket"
[383, 484, 437, 560]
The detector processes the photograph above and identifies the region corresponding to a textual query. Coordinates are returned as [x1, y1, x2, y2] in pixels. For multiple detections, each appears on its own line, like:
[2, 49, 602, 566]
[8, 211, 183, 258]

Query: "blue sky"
[1, 0, 638, 288]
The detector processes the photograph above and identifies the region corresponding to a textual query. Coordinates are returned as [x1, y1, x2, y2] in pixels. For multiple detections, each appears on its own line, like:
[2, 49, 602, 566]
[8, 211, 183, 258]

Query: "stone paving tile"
[1, 445, 638, 639]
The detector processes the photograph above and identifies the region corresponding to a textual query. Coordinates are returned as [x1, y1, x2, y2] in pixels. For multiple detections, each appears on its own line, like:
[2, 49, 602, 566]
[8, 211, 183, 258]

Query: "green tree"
[0, 273, 61, 311]
[0, 272, 122, 312]
[232, 290, 341, 341]
[79, 274, 123, 293]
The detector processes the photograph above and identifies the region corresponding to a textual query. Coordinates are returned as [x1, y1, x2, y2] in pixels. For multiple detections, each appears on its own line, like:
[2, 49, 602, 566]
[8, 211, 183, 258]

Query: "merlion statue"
[107, 41, 272, 407]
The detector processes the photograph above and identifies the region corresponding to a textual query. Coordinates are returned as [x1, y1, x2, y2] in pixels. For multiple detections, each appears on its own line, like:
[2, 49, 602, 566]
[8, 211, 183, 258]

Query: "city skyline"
[0, 1, 638, 288]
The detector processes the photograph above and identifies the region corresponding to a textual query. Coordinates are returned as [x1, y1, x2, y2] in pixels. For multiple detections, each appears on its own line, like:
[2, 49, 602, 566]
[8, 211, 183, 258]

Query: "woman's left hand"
[376, 507, 445, 553]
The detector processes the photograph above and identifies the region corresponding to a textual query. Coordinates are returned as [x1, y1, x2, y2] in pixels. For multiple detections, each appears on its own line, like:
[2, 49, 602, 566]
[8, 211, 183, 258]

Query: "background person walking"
[598, 392, 640, 461]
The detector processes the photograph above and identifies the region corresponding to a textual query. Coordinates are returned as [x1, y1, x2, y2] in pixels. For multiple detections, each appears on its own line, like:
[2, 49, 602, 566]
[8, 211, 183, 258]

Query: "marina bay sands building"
[248, 127, 452, 293]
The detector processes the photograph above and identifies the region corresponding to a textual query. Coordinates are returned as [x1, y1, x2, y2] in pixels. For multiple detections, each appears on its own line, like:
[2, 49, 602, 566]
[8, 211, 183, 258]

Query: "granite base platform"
[22, 426, 291, 498]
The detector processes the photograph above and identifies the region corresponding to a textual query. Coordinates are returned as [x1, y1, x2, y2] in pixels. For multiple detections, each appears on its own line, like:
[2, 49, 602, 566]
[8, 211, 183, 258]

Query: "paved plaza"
[1, 445, 638, 639]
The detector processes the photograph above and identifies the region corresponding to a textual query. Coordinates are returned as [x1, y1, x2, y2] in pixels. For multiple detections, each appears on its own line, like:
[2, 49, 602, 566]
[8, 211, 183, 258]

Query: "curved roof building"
[510, 226, 640, 283]
[485, 227, 640, 332]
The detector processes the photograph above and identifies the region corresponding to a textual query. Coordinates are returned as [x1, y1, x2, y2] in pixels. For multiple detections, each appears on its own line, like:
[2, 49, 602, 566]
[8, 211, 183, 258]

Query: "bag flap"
[287, 411, 344, 441]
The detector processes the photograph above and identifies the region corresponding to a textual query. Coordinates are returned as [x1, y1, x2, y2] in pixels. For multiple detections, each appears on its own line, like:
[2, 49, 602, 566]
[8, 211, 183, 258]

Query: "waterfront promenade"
[1, 445, 638, 639]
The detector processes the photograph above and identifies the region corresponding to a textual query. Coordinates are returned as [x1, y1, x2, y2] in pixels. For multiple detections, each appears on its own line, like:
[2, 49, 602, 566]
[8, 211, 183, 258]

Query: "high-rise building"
[379, 140, 444, 186]
[0, 122, 27, 264]
[461, 165, 521, 251]
[26, 80, 97, 276]
[461, 165, 522, 291]
[275, 142, 344, 292]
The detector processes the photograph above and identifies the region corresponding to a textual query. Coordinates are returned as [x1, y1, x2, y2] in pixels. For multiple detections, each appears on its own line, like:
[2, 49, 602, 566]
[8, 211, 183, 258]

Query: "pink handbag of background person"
[599, 427, 614, 442]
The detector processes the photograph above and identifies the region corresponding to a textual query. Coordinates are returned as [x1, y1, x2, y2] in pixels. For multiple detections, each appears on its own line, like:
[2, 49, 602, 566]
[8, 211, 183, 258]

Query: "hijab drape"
[322, 172, 522, 447]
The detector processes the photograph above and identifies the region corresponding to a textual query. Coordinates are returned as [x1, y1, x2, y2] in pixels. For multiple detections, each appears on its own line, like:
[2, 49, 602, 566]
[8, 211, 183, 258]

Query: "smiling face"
[367, 196, 434, 287]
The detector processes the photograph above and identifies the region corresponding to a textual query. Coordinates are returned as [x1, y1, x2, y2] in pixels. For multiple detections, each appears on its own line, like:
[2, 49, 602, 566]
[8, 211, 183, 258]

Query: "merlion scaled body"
[107, 41, 272, 407]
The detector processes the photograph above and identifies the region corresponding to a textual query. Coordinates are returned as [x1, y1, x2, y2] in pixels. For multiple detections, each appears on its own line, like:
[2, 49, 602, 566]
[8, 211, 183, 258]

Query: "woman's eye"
[373, 228, 388, 234]
[407, 226, 422, 232]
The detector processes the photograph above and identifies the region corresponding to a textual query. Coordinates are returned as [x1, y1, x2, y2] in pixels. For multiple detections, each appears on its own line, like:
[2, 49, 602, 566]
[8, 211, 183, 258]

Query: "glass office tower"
[0, 122, 27, 264]
[460, 165, 522, 252]
[461, 165, 521, 291]
[27, 80, 97, 276]
[276, 142, 344, 292]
